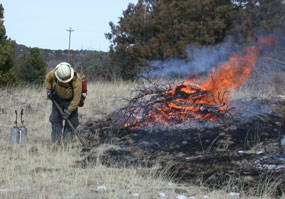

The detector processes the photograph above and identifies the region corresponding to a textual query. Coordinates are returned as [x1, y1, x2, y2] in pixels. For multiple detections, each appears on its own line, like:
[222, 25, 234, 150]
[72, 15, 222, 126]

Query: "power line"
[66, 27, 74, 62]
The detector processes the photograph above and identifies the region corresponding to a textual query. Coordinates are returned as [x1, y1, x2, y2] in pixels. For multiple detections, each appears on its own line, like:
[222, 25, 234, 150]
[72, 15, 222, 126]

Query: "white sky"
[1, 0, 137, 51]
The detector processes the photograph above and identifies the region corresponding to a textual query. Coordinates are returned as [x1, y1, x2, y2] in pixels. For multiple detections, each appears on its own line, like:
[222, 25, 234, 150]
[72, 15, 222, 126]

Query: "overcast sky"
[1, 0, 137, 51]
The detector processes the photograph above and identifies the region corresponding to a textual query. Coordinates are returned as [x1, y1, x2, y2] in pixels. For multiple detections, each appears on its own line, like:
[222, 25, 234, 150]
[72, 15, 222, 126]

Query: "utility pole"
[66, 27, 74, 62]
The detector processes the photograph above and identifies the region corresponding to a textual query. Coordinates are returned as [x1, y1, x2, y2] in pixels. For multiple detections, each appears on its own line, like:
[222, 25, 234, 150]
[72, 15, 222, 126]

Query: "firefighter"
[45, 62, 82, 144]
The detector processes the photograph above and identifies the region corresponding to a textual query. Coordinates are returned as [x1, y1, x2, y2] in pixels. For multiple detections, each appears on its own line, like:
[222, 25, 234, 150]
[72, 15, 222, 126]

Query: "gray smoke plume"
[142, 39, 239, 79]
[141, 31, 285, 81]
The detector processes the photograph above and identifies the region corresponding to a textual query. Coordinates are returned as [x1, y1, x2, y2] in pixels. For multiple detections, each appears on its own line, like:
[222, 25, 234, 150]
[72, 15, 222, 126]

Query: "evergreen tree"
[106, 0, 235, 79]
[0, 4, 17, 86]
[106, 0, 285, 79]
[231, 0, 285, 42]
[15, 48, 47, 85]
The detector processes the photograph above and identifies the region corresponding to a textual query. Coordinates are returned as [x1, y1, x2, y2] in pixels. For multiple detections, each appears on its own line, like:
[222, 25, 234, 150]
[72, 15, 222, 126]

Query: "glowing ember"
[122, 37, 274, 129]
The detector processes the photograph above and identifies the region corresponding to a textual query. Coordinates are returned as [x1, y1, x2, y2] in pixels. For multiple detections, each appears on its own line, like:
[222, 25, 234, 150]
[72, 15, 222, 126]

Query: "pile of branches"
[115, 80, 232, 130]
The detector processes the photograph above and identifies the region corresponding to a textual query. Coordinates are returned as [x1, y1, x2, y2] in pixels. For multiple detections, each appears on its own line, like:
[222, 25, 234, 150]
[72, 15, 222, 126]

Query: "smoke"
[142, 38, 237, 79]
[141, 31, 285, 79]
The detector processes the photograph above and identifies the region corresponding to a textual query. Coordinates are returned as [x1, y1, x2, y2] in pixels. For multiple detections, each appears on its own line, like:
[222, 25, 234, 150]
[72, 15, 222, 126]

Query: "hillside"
[15, 44, 106, 71]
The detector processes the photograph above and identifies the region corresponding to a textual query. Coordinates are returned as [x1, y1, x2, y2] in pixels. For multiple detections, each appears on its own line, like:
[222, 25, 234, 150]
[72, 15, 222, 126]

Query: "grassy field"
[0, 80, 284, 199]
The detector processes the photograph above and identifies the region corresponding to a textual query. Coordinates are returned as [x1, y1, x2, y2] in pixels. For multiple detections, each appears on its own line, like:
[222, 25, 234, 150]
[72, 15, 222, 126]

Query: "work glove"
[47, 90, 53, 100]
[62, 109, 71, 120]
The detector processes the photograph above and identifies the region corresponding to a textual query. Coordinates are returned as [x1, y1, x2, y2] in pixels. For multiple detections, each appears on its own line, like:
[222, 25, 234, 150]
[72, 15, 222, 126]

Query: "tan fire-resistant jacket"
[45, 69, 82, 112]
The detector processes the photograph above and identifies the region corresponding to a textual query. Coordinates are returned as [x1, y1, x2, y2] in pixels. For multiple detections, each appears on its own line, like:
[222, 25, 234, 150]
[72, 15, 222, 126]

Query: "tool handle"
[52, 99, 88, 146]
[14, 110, 18, 127]
[20, 108, 24, 126]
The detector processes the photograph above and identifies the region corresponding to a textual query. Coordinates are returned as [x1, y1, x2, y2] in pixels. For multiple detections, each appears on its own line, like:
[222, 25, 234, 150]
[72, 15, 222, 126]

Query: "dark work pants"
[49, 98, 79, 144]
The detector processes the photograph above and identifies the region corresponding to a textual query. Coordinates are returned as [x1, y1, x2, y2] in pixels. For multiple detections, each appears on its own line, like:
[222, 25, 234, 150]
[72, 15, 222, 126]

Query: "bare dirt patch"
[78, 99, 285, 197]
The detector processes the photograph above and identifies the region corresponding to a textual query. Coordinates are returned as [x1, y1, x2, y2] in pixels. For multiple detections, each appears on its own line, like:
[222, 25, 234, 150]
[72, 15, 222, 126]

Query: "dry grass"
[231, 72, 285, 100]
[0, 80, 282, 198]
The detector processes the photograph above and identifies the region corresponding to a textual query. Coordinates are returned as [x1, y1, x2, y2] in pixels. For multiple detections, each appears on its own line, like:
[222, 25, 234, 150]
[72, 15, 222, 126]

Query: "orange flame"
[201, 45, 258, 104]
[124, 36, 274, 129]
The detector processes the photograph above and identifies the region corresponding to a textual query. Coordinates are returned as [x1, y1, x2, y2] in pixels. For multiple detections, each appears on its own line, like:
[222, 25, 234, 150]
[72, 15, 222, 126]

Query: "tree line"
[0, 1, 285, 86]
[0, 4, 47, 86]
[106, 0, 285, 79]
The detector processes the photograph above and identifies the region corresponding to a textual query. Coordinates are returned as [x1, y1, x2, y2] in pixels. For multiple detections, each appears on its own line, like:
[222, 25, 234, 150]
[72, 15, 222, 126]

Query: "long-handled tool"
[51, 98, 91, 151]
[20, 109, 24, 126]
[10, 110, 19, 144]
[10, 109, 28, 144]
[18, 108, 28, 143]
[14, 110, 18, 127]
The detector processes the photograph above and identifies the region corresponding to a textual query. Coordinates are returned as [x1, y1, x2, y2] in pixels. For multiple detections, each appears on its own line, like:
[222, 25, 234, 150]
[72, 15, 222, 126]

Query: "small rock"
[176, 152, 185, 157]
[228, 192, 240, 197]
[158, 192, 166, 198]
[132, 192, 140, 197]
[97, 185, 107, 192]
[176, 194, 187, 199]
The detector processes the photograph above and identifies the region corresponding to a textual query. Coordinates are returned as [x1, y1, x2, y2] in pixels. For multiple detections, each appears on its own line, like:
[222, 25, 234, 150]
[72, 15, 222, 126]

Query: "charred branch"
[116, 81, 229, 129]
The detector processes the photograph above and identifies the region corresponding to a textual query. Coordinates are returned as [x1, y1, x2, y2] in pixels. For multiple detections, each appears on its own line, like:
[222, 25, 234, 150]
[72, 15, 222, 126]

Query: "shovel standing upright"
[10, 109, 28, 144]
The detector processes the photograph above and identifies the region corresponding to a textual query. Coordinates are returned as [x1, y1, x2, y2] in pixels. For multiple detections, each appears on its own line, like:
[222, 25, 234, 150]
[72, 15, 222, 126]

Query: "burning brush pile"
[116, 37, 274, 131]
[79, 36, 285, 196]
